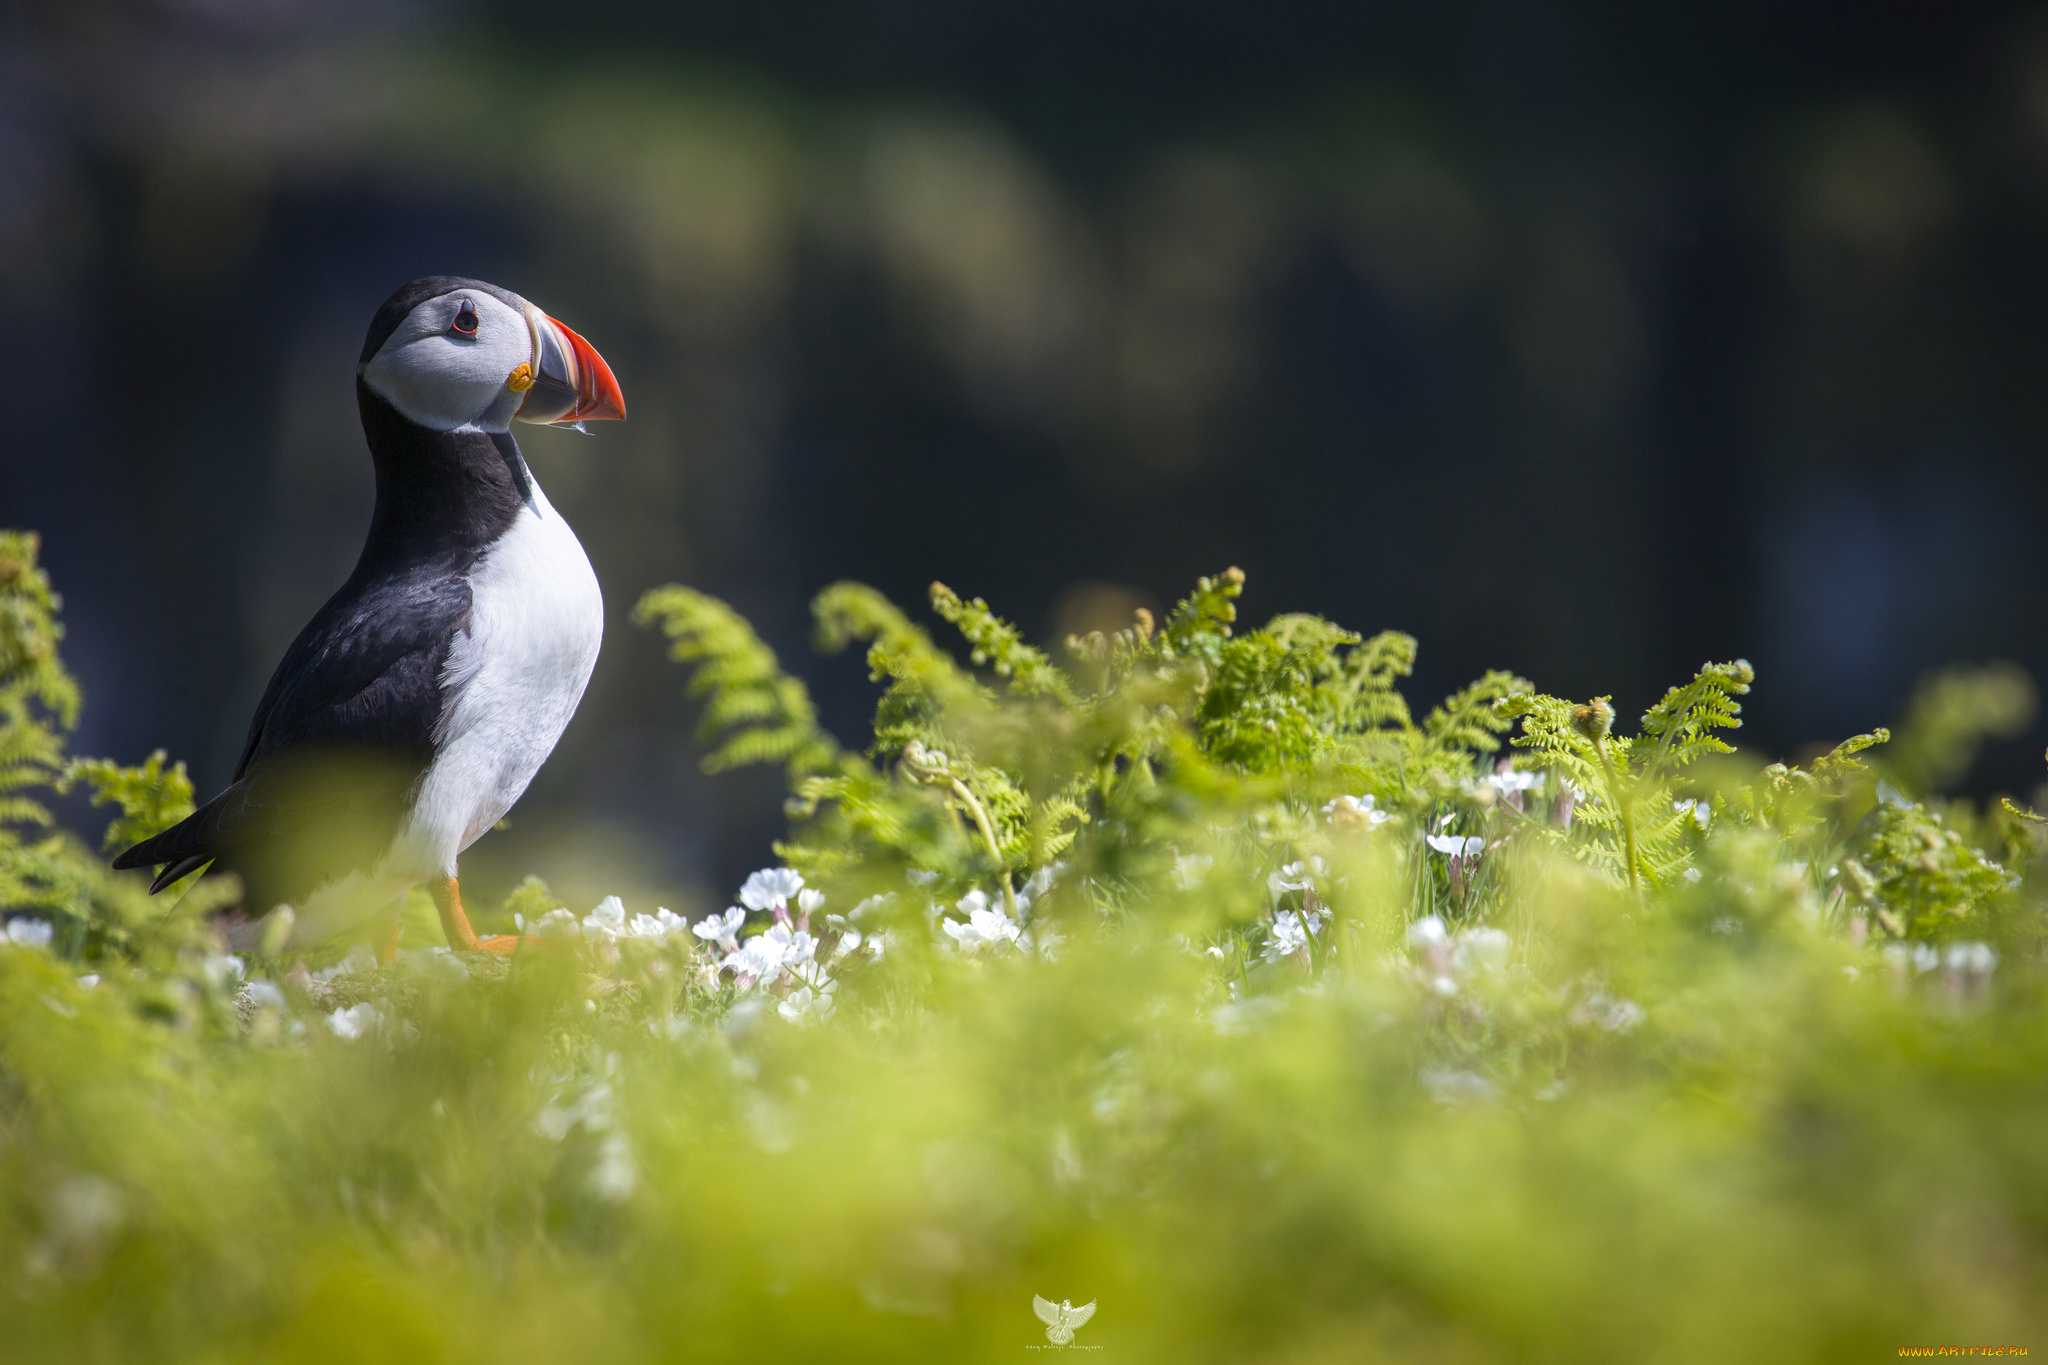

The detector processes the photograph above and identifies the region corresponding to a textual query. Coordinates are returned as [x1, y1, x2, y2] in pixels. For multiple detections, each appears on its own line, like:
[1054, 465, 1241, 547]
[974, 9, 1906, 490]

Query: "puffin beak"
[514, 306, 627, 425]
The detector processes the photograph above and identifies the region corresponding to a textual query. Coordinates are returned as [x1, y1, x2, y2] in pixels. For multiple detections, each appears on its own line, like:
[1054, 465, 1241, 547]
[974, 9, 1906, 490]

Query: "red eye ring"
[451, 301, 480, 337]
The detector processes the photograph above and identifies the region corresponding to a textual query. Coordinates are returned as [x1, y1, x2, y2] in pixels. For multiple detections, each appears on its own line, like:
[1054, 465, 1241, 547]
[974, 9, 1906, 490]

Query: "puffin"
[113, 276, 624, 957]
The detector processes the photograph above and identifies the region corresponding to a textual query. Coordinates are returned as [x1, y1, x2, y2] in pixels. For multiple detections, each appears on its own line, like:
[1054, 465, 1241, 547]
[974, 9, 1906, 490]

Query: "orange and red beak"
[515, 305, 626, 425]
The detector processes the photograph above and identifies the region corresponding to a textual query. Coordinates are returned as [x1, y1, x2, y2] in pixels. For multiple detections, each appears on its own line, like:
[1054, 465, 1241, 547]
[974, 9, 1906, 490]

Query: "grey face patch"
[359, 290, 533, 433]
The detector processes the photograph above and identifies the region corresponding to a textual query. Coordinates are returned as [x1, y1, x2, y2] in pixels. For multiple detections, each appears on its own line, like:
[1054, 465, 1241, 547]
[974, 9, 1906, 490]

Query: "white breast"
[396, 481, 603, 876]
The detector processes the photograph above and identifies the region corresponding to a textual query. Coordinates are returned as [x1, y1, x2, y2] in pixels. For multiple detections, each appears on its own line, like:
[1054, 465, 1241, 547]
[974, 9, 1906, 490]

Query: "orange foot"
[376, 907, 404, 964]
[430, 877, 552, 956]
[475, 934, 550, 956]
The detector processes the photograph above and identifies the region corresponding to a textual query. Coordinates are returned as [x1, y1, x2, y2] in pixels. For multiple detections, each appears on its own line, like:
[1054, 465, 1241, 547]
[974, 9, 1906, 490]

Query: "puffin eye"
[451, 301, 480, 337]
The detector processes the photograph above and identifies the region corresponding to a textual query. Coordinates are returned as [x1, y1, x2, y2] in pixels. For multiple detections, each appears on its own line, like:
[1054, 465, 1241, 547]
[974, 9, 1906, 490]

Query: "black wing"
[114, 564, 472, 905]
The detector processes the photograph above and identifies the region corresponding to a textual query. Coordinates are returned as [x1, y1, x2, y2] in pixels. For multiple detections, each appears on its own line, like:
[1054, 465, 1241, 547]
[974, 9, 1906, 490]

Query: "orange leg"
[375, 904, 404, 965]
[428, 876, 535, 956]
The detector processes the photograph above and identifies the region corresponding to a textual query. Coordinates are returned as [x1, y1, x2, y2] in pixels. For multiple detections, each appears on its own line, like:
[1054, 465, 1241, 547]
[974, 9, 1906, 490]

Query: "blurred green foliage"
[2, 530, 2046, 1361]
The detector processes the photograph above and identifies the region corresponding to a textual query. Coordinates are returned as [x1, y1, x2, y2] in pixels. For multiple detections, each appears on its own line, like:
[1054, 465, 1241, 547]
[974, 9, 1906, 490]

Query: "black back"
[114, 308, 539, 909]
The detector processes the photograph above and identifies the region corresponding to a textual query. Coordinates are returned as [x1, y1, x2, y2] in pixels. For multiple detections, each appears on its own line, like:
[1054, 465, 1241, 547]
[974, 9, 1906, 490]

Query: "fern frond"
[57, 750, 195, 854]
[930, 582, 1076, 703]
[1810, 728, 1889, 779]
[0, 530, 81, 729]
[812, 583, 976, 699]
[1332, 630, 1417, 732]
[1197, 620, 1348, 772]
[633, 586, 838, 778]
[1422, 669, 1532, 759]
[1636, 659, 1752, 777]
[1158, 566, 1245, 665]
[1885, 664, 2035, 796]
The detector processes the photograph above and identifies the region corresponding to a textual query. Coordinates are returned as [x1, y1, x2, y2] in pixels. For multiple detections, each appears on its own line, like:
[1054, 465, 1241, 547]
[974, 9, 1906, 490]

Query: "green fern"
[1197, 616, 1358, 772]
[1501, 660, 1753, 891]
[633, 586, 838, 778]
[0, 530, 81, 729]
[1157, 565, 1245, 667]
[1882, 663, 2036, 797]
[929, 581, 1077, 703]
[1331, 629, 1418, 733]
[0, 532, 79, 837]
[1636, 659, 1754, 775]
[57, 751, 196, 855]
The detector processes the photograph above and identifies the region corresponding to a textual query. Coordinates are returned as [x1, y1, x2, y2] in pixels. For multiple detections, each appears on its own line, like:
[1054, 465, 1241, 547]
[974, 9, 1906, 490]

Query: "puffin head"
[357, 276, 626, 433]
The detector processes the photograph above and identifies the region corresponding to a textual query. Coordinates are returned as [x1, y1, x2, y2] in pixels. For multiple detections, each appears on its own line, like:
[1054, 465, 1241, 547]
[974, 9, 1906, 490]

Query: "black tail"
[111, 785, 241, 893]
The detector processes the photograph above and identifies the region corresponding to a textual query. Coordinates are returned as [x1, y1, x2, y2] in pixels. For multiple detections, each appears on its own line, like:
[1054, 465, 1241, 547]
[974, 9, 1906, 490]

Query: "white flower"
[241, 979, 284, 1010]
[531, 908, 582, 941]
[308, 944, 378, 985]
[1323, 793, 1392, 829]
[1174, 854, 1214, 888]
[778, 961, 838, 1025]
[582, 896, 628, 939]
[1604, 1000, 1645, 1031]
[1674, 798, 1711, 830]
[770, 982, 827, 1023]
[1425, 834, 1485, 858]
[325, 1002, 381, 1040]
[626, 907, 690, 939]
[1022, 863, 1064, 904]
[587, 1131, 637, 1202]
[767, 923, 817, 965]
[1267, 857, 1326, 900]
[1260, 910, 1311, 963]
[739, 868, 805, 913]
[1421, 1068, 1496, 1104]
[1573, 992, 1644, 1033]
[1406, 916, 1455, 993]
[535, 1079, 618, 1141]
[726, 936, 782, 984]
[5, 918, 53, 949]
[402, 947, 470, 985]
[692, 908, 746, 952]
[830, 924, 863, 954]
[796, 888, 826, 917]
[1945, 941, 1997, 973]
[1452, 926, 1511, 975]
[1882, 942, 1942, 983]
[727, 923, 816, 986]
[1486, 770, 1543, 795]
[1028, 924, 1065, 960]
[1944, 941, 1998, 990]
[942, 898, 1021, 953]
[202, 954, 245, 988]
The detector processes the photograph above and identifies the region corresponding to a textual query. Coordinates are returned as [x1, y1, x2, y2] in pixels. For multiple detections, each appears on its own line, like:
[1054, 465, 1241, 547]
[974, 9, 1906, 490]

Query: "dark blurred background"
[8, 0, 2048, 911]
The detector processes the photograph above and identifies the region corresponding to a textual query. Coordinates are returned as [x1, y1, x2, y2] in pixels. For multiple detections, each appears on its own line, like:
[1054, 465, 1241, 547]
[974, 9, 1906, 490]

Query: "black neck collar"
[354, 379, 536, 575]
